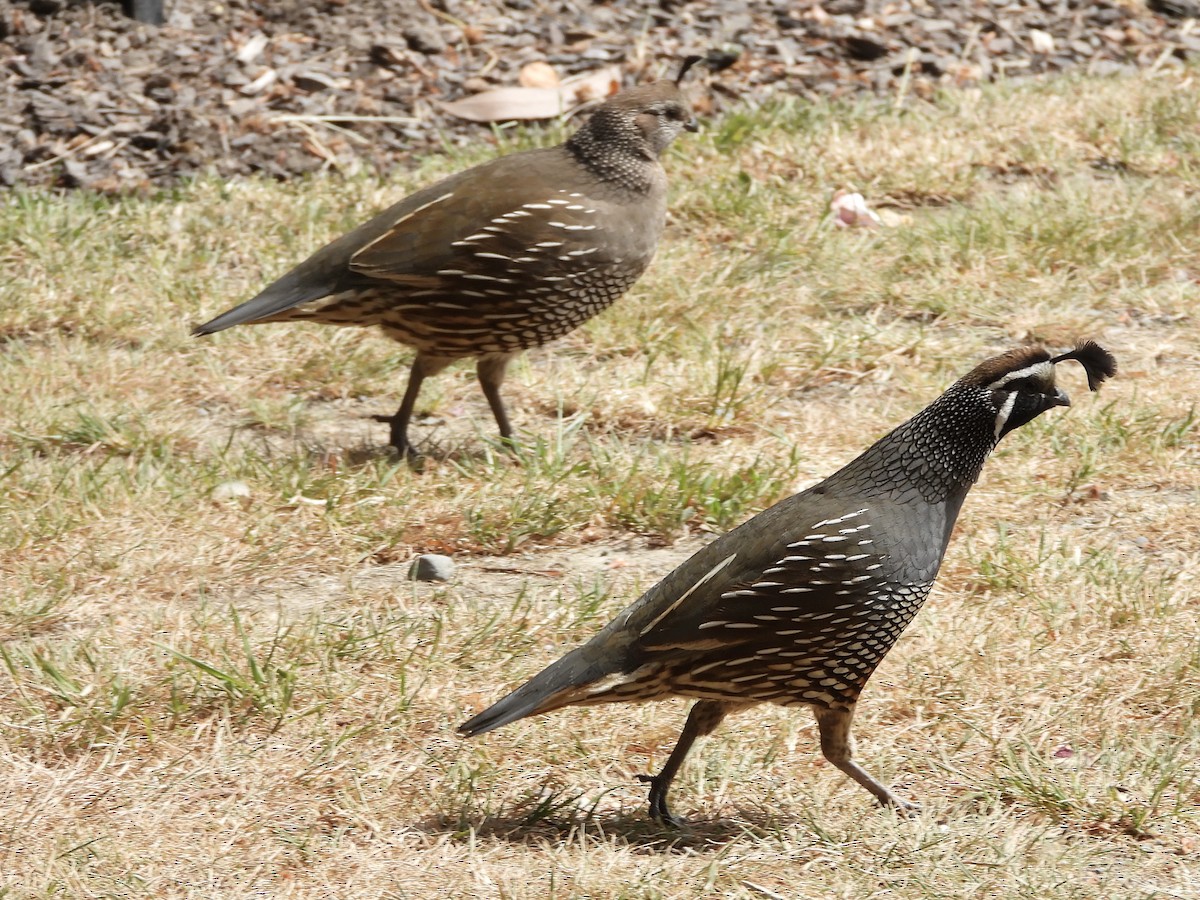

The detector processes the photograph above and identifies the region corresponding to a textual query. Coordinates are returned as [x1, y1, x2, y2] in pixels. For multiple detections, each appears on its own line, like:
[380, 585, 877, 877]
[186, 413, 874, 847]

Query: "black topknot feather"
[1051, 341, 1117, 392]
[675, 55, 704, 85]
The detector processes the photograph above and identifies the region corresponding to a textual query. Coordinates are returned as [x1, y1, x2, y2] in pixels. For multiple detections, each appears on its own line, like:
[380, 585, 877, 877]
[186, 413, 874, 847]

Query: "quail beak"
[683, 117, 700, 133]
[1050, 387, 1071, 408]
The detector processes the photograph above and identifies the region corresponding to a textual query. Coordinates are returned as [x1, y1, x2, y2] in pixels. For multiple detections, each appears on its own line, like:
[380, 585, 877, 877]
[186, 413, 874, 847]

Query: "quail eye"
[1004, 376, 1050, 395]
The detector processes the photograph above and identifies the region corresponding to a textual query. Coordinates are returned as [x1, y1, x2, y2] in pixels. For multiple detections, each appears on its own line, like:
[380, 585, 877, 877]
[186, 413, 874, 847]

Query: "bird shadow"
[415, 803, 798, 853]
[335, 437, 520, 471]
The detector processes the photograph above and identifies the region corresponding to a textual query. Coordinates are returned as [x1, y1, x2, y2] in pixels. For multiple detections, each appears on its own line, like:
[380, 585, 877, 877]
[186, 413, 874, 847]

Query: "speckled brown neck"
[566, 113, 659, 194]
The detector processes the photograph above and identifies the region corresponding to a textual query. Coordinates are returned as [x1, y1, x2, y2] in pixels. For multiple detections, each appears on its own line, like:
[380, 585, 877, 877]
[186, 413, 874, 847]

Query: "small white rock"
[1029, 29, 1055, 54]
[212, 480, 252, 501]
[409, 554, 456, 582]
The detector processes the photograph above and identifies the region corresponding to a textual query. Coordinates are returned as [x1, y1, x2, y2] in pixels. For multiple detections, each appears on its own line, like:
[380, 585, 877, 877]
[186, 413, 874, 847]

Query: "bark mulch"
[2, 0, 1197, 192]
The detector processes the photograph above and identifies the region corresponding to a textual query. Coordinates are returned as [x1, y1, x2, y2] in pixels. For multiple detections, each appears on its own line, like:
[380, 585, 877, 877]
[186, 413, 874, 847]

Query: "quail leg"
[476, 353, 517, 448]
[637, 700, 740, 826]
[375, 353, 454, 457]
[813, 705, 916, 812]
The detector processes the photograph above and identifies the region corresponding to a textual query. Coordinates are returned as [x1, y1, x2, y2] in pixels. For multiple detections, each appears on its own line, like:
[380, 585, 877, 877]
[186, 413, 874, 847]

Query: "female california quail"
[193, 60, 700, 456]
[460, 342, 1118, 825]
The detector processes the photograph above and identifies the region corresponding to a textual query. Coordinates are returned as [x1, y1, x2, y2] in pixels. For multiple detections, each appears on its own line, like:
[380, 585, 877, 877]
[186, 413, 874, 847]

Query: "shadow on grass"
[415, 803, 801, 852]
[305, 427, 515, 470]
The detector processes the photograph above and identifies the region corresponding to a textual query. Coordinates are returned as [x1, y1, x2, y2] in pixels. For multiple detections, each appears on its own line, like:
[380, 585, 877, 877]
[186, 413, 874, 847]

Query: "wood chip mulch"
[2, 0, 1197, 192]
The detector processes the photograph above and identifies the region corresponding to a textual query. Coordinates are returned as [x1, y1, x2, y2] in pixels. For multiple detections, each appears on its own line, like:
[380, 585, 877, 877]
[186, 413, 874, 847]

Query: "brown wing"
[195, 146, 620, 333]
[348, 149, 620, 291]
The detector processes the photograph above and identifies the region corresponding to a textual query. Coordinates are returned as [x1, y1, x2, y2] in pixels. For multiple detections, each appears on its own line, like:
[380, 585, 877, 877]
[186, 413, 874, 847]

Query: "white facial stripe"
[987, 360, 1053, 392]
[994, 390, 1019, 440]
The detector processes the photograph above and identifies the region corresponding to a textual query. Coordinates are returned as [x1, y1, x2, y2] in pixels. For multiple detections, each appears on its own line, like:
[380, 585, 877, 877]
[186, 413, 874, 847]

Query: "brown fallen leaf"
[439, 87, 567, 122]
[439, 65, 621, 123]
[565, 65, 621, 103]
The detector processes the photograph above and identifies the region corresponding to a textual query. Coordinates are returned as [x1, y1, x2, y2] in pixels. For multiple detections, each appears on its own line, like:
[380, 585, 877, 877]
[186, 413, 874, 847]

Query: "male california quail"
[193, 60, 700, 456]
[460, 342, 1117, 825]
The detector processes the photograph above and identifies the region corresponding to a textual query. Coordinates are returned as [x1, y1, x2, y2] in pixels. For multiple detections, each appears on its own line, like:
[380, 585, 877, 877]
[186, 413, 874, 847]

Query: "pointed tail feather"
[458, 647, 610, 737]
[192, 271, 337, 336]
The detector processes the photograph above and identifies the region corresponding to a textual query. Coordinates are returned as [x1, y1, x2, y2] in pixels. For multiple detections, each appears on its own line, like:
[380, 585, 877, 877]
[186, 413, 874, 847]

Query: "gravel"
[1, 0, 1196, 192]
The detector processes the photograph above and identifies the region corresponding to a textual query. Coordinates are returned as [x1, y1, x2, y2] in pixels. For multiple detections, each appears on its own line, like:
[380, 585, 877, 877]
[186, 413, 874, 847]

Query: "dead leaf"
[439, 87, 568, 122]
[564, 65, 621, 103]
[439, 66, 622, 123]
[830, 189, 882, 228]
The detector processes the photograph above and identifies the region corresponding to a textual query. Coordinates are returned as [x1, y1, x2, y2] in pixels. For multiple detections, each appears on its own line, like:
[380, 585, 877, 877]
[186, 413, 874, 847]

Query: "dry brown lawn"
[2, 67, 1199, 898]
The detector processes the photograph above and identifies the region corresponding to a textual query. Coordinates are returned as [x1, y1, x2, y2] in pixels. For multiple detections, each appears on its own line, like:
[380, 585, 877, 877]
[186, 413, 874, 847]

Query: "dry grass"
[2, 66, 1199, 898]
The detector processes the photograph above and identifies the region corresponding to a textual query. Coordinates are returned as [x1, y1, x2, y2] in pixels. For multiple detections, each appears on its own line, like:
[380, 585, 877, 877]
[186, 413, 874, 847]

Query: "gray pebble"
[409, 554, 456, 582]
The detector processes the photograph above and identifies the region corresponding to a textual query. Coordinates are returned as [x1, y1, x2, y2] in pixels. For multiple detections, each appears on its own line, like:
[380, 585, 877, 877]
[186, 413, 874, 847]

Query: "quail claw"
[636, 773, 685, 828]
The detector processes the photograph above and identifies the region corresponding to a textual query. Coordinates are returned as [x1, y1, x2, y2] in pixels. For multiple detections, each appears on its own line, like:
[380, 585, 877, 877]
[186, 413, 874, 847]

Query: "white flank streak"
[585, 663, 656, 697]
[355, 191, 454, 259]
[638, 553, 739, 636]
[813, 508, 868, 528]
